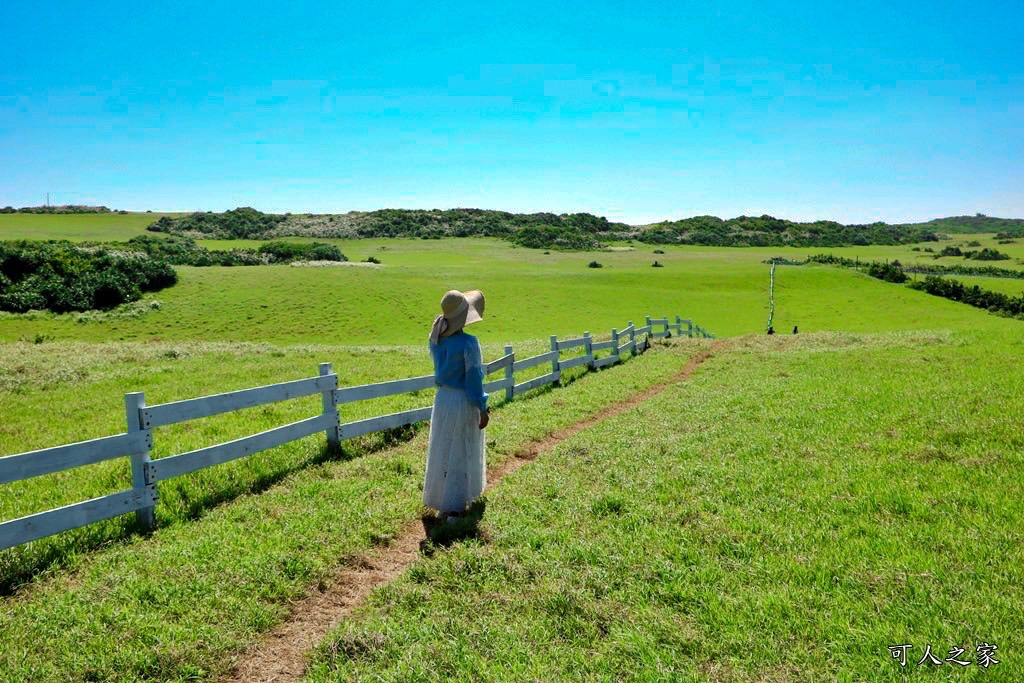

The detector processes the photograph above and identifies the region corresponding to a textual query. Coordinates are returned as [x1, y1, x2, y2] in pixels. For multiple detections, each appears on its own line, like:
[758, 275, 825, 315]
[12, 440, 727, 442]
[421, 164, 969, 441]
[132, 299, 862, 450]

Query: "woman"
[423, 289, 489, 523]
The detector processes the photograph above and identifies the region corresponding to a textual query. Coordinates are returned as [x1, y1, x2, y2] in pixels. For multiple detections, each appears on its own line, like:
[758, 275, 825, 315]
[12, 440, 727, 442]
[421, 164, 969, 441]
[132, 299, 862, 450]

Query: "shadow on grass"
[419, 497, 489, 555]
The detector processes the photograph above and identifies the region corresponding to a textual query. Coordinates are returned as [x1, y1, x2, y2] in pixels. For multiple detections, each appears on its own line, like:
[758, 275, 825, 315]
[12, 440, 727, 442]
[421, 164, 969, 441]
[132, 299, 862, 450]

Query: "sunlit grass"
[0, 212, 180, 242]
[0, 336, 557, 590]
[305, 329, 1024, 682]
[0, 237, 1018, 344]
[0, 339, 703, 681]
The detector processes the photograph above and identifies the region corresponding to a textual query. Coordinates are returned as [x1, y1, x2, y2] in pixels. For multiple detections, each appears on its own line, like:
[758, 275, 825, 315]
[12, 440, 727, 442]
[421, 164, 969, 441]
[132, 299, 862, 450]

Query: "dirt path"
[223, 346, 717, 683]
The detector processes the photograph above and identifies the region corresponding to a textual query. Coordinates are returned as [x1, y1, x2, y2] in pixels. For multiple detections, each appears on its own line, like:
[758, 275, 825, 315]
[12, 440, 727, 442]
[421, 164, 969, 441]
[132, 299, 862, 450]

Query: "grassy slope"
[0, 237, 1016, 344]
[0, 213, 180, 242]
[0, 340, 701, 682]
[306, 329, 1024, 683]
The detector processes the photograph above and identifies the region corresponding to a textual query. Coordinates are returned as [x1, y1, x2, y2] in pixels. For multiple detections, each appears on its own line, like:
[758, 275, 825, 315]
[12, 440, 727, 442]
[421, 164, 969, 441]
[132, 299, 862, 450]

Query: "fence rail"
[0, 313, 714, 552]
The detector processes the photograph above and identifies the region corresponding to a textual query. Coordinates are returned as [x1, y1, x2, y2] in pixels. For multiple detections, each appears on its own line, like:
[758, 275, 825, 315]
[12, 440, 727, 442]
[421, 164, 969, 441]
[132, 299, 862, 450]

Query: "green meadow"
[0, 212, 182, 242]
[309, 328, 1024, 682]
[1, 214, 1023, 681]
[0, 236, 1016, 346]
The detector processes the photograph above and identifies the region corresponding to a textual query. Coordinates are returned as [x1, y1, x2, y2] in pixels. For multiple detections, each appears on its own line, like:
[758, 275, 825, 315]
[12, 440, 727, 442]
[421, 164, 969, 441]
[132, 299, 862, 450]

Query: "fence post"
[584, 331, 594, 370]
[628, 321, 636, 356]
[504, 343, 514, 401]
[676, 315, 691, 338]
[663, 314, 672, 338]
[549, 335, 561, 385]
[319, 362, 341, 448]
[125, 392, 156, 529]
[611, 328, 620, 363]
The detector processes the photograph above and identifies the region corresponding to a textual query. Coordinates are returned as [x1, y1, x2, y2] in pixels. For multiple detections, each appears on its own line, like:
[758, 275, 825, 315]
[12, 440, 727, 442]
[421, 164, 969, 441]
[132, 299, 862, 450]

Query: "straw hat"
[430, 290, 484, 343]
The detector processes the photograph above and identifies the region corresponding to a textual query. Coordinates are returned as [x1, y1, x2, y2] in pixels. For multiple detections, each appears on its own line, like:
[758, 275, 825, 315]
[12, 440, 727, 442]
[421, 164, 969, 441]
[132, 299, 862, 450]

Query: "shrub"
[145, 207, 287, 239]
[510, 225, 602, 251]
[909, 275, 1024, 317]
[652, 261, 664, 267]
[968, 248, 1010, 261]
[588, 261, 603, 268]
[0, 241, 177, 313]
[365, 256, 381, 264]
[257, 241, 346, 263]
[864, 261, 908, 283]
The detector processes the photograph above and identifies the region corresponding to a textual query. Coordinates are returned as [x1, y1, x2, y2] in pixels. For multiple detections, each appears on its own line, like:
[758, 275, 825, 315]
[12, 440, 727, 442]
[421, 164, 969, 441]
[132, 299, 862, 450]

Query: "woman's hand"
[479, 409, 489, 429]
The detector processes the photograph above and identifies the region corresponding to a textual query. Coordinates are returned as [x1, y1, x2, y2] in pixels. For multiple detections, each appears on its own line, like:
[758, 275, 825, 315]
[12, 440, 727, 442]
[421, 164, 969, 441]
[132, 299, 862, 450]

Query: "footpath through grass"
[0, 338, 702, 682]
[304, 329, 1024, 682]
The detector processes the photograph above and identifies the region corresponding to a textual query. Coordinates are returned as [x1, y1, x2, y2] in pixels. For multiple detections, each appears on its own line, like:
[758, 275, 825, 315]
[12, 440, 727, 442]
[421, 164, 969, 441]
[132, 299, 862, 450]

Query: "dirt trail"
[223, 345, 717, 683]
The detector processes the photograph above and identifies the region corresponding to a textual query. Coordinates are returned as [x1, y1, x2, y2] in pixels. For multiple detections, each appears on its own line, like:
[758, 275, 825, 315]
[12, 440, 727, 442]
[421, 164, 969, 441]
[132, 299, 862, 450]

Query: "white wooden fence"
[0, 314, 713, 552]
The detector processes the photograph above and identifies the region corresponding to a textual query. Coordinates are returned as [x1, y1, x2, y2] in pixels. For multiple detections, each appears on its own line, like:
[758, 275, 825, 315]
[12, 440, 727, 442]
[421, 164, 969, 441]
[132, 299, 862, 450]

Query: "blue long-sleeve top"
[429, 331, 488, 412]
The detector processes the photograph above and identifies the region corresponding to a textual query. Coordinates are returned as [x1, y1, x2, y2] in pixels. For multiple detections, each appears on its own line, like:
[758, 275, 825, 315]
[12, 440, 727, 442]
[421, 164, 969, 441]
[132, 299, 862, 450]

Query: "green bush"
[967, 248, 1010, 261]
[257, 241, 346, 263]
[0, 241, 177, 313]
[909, 275, 1024, 317]
[865, 261, 908, 283]
[147, 207, 288, 239]
[510, 225, 601, 250]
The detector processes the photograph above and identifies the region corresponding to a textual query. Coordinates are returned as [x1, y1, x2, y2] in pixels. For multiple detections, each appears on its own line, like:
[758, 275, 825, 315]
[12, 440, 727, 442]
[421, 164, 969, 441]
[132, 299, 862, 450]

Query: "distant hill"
[148, 208, 632, 250]
[0, 205, 116, 214]
[635, 215, 938, 247]
[899, 214, 1024, 236]
[148, 208, 1024, 249]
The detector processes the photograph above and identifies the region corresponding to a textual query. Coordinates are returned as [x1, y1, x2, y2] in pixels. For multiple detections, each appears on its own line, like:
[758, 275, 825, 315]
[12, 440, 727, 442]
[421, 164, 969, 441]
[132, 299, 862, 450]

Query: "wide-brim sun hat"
[440, 289, 484, 336]
[429, 289, 485, 343]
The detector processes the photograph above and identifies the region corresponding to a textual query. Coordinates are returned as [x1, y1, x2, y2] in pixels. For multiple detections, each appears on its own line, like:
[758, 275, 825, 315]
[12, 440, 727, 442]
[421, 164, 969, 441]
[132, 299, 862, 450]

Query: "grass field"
[1, 237, 1018, 345]
[0, 339, 704, 681]
[2, 330, 1021, 681]
[2, 213, 1023, 681]
[0, 212, 181, 242]
[0, 336, 558, 590]
[305, 329, 1024, 682]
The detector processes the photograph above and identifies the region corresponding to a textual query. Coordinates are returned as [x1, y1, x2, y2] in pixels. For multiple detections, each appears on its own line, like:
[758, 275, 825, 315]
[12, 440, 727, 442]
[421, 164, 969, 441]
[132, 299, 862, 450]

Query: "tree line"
[147, 208, 950, 250]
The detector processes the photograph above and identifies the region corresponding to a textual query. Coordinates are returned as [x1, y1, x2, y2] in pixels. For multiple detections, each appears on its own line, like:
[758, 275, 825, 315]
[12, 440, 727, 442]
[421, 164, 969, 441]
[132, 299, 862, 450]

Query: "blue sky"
[1, 0, 1022, 224]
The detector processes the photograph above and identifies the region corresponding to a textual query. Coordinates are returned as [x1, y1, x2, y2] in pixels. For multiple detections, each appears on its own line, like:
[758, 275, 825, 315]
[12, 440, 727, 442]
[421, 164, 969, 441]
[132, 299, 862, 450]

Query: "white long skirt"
[422, 386, 486, 513]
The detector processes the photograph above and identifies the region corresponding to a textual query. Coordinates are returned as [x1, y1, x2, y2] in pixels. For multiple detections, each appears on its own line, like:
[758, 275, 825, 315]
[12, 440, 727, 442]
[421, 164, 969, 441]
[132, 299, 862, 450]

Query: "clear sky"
[1, 0, 1022, 224]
